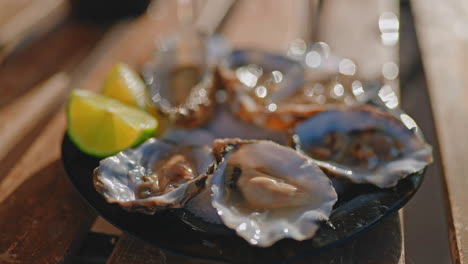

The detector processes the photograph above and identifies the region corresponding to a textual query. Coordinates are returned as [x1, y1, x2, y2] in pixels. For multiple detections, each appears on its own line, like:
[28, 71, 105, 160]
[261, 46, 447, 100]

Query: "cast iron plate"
[62, 134, 424, 264]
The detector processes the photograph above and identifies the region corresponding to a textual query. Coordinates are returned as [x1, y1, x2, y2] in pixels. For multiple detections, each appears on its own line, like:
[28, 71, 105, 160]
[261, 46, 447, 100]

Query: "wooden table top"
[0, 0, 460, 263]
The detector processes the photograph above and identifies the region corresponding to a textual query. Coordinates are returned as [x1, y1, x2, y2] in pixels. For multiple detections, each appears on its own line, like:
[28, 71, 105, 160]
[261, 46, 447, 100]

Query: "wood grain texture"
[0, 20, 109, 187]
[399, 5, 452, 263]
[0, 0, 36, 26]
[0, 21, 107, 106]
[107, 236, 167, 264]
[91, 217, 122, 236]
[0, 0, 69, 61]
[411, 0, 468, 263]
[0, 73, 69, 175]
[0, 112, 96, 264]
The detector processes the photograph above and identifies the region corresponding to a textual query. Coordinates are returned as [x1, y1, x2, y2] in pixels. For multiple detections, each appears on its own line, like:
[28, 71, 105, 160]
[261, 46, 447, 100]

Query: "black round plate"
[61, 134, 424, 264]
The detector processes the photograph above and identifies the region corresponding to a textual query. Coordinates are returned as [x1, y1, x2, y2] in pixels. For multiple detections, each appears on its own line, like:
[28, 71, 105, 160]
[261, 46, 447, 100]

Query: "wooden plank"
[0, 111, 96, 264]
[107, 236, 167, 264]
[0, 0, 36, 26]
[0, 21, 107, 106]
[0, 73, 70, 177]
[91, 217, 122, 236]
[0, 0, 69, 61]
[411, 0, 468, 263]
[398, 4, 452, 263]
[0, 21, 109, 185]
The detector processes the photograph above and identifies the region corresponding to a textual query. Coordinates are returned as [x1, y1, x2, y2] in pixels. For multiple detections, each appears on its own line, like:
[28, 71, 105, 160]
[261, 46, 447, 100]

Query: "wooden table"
[0, 0, 457, 263]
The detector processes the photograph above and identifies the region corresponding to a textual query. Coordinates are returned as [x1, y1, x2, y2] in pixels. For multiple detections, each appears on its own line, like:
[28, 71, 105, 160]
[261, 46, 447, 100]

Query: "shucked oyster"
[293, 105, 433, 188]
[143, 30, 219, 128]
[210, 139, 337, 247]
[218, 49, 366, 131]
[93, 130, 214, 214]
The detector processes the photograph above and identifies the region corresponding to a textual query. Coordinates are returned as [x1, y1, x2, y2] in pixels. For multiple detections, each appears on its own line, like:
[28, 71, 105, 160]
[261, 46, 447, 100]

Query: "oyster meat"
[293, 105, 433, 188]
[93, 130, 214, 214]
[143, 30, 219, 128]
[210, 139, 337, 247]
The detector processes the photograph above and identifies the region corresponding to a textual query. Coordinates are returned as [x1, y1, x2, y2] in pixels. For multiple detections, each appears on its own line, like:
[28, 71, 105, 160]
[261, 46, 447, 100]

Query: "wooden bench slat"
[411, 0, 468, 263]
[0, 73, 70, 178]
[107, 236, 167, 264]
[0, 111, 96, 264]
[0, 20, 106, 107]
[0, 0, 69, 61]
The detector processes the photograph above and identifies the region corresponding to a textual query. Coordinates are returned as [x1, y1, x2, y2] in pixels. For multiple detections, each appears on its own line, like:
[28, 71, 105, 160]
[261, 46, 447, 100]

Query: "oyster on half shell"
[218, 49, 368, 131]
[293, 105, 433, 188]
[93, 130, 214, 214]
[142, 31, 220, 128]
[210, 139, 337, 247]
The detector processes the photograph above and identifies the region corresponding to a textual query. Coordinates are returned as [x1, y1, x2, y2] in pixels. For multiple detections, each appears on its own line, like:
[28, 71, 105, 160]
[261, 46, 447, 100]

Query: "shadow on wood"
[0, 159, 95, 264]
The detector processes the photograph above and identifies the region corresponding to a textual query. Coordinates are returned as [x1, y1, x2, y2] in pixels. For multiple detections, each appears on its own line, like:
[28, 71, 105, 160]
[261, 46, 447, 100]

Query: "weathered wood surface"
[0, 21, 106, 106]
[399, 3, 452, 264]
[0, 111, 96, 264]
[0, 15, 111, 264]
[0, 73, 70, 177]
[0, 0, 69, 61]
[411, 0, 468, 263]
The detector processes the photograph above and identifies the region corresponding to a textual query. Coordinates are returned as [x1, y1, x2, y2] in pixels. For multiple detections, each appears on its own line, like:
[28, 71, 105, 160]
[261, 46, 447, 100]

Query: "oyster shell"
[210, 139, 337, 247]
[293, 105, 433, 188]
[93, 130, 214, 214]
[142, 31, 220, 128]
[218, 49, 367, 131]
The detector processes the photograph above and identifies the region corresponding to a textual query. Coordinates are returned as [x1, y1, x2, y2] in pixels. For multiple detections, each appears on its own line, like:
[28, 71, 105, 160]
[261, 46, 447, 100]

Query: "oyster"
[210, 139, 337, 247]
[93, 130, 214, 214]
[142, 30, 219, 128]
[218, 49, 367, 131]
[293, 105, 433, 188]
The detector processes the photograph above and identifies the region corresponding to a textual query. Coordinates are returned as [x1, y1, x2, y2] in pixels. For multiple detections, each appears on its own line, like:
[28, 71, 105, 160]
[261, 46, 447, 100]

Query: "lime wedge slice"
[67, 89, 157, 157]
[102, 63, 147, 109]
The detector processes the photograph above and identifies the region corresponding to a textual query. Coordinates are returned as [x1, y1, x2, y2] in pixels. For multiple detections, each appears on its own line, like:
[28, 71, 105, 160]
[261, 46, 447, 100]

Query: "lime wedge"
[67, 89, 157, 157]
[102, 63, 147, 109]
